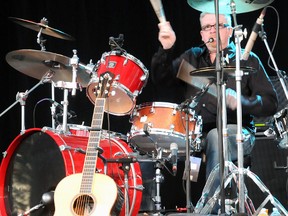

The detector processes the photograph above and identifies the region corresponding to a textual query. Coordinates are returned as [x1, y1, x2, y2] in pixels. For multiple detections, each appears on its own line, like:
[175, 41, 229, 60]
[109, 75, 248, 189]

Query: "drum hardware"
[17, 191, 55, 216]
[59, 144, 86, 155]
[109, 34, 125, 51]
[70, 49, 80, 96]
[5, 48, 93, 129]
[0, 72, 52, 134]
[152, 159, 165, 215]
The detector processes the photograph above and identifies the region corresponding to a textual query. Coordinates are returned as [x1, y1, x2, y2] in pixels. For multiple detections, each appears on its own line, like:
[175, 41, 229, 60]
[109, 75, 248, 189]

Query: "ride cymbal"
[9, 17, 75, 41]
[187, 0, 274, 14]
[6, 49, 91, 87]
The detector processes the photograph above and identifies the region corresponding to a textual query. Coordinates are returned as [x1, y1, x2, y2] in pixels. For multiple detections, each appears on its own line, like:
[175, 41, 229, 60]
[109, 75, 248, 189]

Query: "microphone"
[170, 142, 178, 176]
[242, 7, 266, 60]
[48, 99, 77, 119]
[200, 38, 214, 47]
[177, 82, 211, 110]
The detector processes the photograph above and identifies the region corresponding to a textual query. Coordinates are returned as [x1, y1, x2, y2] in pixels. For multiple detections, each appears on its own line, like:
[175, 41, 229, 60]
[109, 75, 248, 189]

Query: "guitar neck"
[80, 98, 105, 194]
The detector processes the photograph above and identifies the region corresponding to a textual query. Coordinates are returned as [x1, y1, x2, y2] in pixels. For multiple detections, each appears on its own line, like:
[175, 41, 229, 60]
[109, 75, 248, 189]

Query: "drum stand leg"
[194, 161, 288, 215]
[120, 162, 131, 216]
[151, 149, 165, 215]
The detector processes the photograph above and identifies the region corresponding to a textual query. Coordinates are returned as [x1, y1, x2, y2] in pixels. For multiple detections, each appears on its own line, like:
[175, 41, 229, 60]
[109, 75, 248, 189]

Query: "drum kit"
[0, 0, 287, 216]
[0, 12, 203, 216]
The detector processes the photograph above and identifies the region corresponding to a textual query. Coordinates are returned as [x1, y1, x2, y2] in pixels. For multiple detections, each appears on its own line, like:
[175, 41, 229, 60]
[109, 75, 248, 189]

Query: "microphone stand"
[259, 26, 288, 100]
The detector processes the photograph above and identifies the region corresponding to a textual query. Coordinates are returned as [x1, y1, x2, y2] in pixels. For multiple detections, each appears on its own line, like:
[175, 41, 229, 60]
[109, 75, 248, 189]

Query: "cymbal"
[190, 66, 256, 78]
[187, 0, 274, 14]
[9, 17, 75, 41]
[6, 49, 91, 87]
[177, 59, 217, 97]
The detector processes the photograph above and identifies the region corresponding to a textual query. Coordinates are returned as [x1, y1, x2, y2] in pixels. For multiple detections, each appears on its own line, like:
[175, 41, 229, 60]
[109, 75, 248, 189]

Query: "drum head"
[1, 130, 66, 215]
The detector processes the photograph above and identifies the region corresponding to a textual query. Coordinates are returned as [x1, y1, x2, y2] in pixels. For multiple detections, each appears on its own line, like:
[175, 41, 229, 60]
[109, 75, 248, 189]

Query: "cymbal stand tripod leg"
[194, 161, 249, 214]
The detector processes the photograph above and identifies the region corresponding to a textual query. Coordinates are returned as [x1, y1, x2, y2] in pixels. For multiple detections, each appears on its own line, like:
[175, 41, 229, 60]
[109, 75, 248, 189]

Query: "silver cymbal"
[187, 0, 274, 14]
[6, 49, 91, 87]
[190, 66, 256, 78]
[9, 17, 75, 41]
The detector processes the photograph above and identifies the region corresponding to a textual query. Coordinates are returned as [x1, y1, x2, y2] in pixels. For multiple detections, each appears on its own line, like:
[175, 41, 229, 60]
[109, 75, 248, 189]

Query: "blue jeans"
[204, 124, 255, 180]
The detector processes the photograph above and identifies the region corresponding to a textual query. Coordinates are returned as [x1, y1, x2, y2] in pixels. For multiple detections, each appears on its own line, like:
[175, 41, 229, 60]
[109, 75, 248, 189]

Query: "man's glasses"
[201, 23, 228, 31]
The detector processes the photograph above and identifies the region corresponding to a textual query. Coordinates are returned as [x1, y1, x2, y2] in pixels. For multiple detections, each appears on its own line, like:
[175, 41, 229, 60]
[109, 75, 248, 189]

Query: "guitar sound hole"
[73, 194, 95, 215]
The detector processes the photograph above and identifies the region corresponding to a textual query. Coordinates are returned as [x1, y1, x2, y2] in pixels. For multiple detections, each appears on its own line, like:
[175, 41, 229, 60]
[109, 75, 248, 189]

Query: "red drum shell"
[0, 128, 142, 216]
[87, 51, 149, 116]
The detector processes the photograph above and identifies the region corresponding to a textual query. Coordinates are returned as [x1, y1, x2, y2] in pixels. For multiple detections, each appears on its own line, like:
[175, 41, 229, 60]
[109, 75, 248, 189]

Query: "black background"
[0, 0, 287, 213]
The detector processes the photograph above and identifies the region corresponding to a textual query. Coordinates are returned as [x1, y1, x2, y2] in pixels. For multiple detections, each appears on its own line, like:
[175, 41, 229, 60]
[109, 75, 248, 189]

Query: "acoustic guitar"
[54, 72, 117, 216]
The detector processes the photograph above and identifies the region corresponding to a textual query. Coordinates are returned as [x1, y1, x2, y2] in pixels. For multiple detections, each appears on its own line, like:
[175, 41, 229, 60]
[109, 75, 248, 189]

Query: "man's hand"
[158, 21, 176, 49]
[226, 88, 237, 110]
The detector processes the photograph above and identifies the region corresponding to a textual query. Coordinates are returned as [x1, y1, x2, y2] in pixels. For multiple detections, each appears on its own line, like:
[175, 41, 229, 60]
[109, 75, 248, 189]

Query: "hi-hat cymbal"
[190, 66, 256, 78]
[9, 17, 75, 41]
[187, 0, 274, 14]
[6, 49, 91, 87]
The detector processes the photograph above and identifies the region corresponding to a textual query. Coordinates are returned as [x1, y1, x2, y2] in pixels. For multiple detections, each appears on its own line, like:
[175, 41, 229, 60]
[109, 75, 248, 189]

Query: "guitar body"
[54, 173, 117, 216]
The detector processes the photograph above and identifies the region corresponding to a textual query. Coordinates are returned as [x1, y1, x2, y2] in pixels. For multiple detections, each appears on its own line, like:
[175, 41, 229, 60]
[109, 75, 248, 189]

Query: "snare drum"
[87, 51, 149, 116]
[0, 128, 142, 216]
[128, 102, 202, 156]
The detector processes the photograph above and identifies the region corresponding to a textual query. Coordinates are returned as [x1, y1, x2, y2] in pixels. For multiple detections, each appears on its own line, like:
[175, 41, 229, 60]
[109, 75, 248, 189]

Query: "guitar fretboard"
[80, 98, 105, 193]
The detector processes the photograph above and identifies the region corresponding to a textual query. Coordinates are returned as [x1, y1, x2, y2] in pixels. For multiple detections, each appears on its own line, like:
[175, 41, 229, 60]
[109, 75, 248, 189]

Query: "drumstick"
[149, 0, 166, 23]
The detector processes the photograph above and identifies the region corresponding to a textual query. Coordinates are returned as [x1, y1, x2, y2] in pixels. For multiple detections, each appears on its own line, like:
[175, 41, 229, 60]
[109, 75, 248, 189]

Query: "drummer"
[150, 11, 278, 212]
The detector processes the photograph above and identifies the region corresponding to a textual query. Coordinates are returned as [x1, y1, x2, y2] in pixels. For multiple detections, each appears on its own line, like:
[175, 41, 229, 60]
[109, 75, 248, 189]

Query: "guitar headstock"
[94, 72, 114, 99]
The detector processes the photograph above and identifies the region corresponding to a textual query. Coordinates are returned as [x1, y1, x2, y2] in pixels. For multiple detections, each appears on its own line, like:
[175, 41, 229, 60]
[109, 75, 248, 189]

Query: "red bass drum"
[0, 128, 142, 216]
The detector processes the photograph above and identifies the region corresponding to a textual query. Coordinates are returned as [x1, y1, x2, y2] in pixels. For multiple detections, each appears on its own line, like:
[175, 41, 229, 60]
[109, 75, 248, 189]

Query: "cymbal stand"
[230, 2, 247, 212]
[50, 82, 56, 129]
[70, 49, 79, 96]
[225, 2, 287, 214]
[53, 82, 70, 133]
[0, 72, 52, 134]
[54, 50, 81, 133]
[36, 17, 48, 51]
[182, 107, 193, 213]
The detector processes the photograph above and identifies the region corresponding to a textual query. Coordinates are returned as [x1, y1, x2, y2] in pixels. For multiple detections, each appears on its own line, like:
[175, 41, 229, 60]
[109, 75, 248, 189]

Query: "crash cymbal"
[190, 66, 256, 78]
[6, 49, 91, 87]
[9, 17, 75, 41]
[187, 0, 274, 14]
